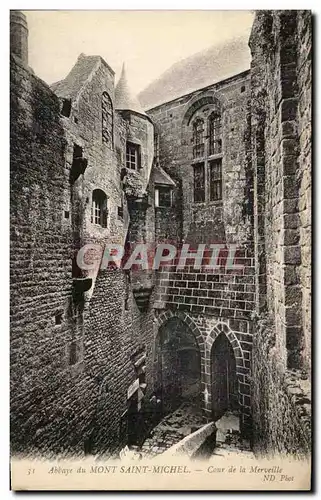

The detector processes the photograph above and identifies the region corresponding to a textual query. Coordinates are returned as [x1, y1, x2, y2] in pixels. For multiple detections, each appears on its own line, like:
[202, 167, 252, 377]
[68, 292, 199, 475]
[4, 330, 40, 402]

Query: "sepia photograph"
[9, 8, 312, 491]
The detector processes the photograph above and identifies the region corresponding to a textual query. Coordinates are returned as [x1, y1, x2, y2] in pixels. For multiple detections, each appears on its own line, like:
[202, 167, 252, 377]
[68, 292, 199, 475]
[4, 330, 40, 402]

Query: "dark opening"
[211, 333, 238, 420]
[193, 162, 205, 203]
[55, 312, 63, 325]
[241, 85, 246, 93]
[64, 210, 70, 219]
[73, 144, 83, 159]
[155, 186, 172, 208]
[69, 341, 78, 366]
[118, 205, 124, 219]
[61, 98, 72, 117]
[156, 317, 201, 415]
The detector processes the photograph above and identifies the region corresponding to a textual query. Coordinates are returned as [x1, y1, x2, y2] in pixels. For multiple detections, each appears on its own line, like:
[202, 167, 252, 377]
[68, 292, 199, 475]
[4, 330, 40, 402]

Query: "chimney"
[10, 10, 28, 65]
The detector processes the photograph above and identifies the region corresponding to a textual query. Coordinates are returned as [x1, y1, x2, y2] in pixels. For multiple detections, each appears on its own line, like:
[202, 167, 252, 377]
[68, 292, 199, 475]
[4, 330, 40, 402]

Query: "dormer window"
[91, 189, 108, 228]
[155, 186, 172, 208]
[126, 142, 140, 170]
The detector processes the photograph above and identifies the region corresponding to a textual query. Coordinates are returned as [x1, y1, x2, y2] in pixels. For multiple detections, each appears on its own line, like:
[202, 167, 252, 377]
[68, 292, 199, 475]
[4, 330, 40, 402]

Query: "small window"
[154, 133, 160, 166]
[126, 142, 140, 170]
[55, 312, 63, 326]
[118, 205, 124, 219]
[192, 118, 205, 158]
[209, 159, 222, 201]
[69, 341, 78, 366]
[73, 144, 83, 159]
[155, 187, 172, 208]
[102, 92, 113, 145]
[91, 189, 108, 228]
[61, 98, 71, 118]
[193, 163, 205, 203]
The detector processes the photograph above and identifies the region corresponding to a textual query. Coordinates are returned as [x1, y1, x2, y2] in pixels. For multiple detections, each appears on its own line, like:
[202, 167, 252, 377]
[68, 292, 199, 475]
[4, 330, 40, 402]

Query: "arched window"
[102, 92, 113, 146]
[189, 102, 223, 204]
[208, 112, 222, 155]
[192, 118, 205, 158]
[91, 189, 108, 228]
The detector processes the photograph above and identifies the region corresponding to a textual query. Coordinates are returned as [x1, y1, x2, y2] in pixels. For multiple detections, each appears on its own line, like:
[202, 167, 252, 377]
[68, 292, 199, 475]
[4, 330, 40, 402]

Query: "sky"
[24, 10, 254, 94]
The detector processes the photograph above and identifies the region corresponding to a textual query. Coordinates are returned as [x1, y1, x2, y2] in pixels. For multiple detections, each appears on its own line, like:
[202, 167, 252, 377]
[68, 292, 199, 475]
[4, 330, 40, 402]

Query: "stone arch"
[205, 322, 244, 367]
[155, 310, 204, 355]
[154, 310, 204, 414]
[182, 90, 226, 127]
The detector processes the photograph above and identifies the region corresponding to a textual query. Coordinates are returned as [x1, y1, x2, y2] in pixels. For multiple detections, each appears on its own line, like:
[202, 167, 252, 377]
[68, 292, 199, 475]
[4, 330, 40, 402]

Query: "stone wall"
[153, 310, 252, 436]
[148, 72, 255, 429]
[10, 53, 156, 457]
[249, 10, 311, 456]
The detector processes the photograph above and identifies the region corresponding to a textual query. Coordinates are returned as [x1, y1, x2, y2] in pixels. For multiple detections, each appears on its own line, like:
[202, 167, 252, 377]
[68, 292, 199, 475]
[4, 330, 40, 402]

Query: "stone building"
[10, 10, 311, 458]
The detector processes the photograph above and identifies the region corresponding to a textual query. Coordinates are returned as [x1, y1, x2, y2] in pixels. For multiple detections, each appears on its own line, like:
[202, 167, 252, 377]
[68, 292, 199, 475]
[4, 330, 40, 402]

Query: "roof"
[115, 63, 147, 116]
[154, 165, 176, 187]
[50, 53, 102, 99]
[138, 35, 251, 110]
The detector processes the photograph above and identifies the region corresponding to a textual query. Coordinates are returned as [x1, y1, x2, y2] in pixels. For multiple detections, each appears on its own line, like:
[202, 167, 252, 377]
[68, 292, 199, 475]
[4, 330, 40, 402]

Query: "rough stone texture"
[148, 71, 255, 430]
[10, 9, 311, 459]
[10, 52, 156, 457]
[252, 317, 311, 457]
[249, 10, 311, 456]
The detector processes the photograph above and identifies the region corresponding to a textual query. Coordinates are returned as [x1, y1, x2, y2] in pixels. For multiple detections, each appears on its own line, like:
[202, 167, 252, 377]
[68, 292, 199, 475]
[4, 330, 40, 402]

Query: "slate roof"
[138, 35, 251, 110]
[115, 63, 147, 116]
[51, 53, 104, 99]
[154, 165, 176, 187]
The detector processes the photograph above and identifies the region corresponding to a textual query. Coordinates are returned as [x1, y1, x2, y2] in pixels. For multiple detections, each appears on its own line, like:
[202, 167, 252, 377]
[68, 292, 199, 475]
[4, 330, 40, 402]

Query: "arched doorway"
[211, 333, 238, 420]
[155, 317, 201, 415]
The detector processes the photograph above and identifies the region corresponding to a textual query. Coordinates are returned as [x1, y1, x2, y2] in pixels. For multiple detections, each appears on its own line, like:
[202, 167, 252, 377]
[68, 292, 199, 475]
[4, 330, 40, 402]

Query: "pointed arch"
[206, 322, 244, 368]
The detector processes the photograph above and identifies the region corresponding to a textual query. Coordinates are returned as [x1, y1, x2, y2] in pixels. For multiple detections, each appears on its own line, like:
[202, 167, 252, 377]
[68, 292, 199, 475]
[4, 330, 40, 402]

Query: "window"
[69, 341, 78, 366]
[118, 205, 124, 219]
[126, 142, 140, 170]
[155, 186, 172, 208]
[189, 101, 223, 205]
[193, 163, 205, 203]
[55, 312, 63, 326]
[154, 133, 160, 166]
[209, 112, 222, 155]
[192, 118, 205, 158]
[209, 159, 222, 201]
[102, 92, 113, 146]
[91, 189, 108, 227]
[73, 144, 83, 159]
[61, 98, 71, 118]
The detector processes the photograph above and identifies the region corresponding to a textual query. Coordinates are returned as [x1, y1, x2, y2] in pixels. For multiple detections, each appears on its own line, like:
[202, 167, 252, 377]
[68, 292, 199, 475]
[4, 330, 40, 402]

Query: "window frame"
[209, 158, 222, 202]
[190, 105, 223, 205]
[193, 162, 206, 204]
[91, 189, 108, 228]
[102, 92, 113, 147]
[155, 185, 172, 208]
[126, 142, 141, 170]
[192, 118, 205, 159]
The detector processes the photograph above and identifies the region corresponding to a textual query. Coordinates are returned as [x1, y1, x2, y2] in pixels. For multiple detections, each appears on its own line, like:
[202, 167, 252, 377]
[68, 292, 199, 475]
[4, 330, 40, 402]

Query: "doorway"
[211, 333, 238, 420]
